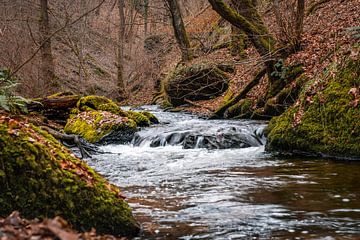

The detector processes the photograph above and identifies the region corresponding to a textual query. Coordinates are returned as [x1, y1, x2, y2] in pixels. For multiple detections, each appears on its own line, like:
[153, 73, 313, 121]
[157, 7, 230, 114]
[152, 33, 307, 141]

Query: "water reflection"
[86, 108, 360, 239]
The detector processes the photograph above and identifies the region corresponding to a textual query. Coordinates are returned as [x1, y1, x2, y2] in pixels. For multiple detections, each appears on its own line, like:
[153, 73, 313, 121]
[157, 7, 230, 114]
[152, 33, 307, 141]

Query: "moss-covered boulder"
[0, 115, 140, 236]
[164, 62, 230, 106]
[64, 111, 137, 144]
[266, 55, 360, 159]
[76, 95, 127, 116]
[75, 95, 158, 128]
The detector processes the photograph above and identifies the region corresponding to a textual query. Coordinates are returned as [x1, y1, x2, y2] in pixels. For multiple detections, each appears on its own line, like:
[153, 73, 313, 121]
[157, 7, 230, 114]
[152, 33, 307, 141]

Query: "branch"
[7, 0, 107, 79]
[210, 67, 267, 119]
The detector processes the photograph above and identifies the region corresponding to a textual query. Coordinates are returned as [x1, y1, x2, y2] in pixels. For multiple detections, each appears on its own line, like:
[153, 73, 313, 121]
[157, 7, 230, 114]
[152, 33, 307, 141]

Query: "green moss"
[266, 57, 360, 158]
[126, 111, 150, 127]
[47, 91, 75, 98]
[76, 95, 126, 116]
[0, 117, 139, 236]
[141, 111, 159, 124]
[64, 111, 137, 143]
[225, 99, 253, 118]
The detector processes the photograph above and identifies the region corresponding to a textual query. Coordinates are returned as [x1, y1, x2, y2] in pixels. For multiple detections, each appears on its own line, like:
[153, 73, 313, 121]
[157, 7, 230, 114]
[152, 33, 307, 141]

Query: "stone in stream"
[133, 126, 264, 150]
[182, 132, 258, 149]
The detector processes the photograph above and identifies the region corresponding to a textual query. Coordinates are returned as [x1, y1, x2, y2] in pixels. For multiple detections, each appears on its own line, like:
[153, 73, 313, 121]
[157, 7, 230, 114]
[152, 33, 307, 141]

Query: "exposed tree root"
[40, 126, 91, 159]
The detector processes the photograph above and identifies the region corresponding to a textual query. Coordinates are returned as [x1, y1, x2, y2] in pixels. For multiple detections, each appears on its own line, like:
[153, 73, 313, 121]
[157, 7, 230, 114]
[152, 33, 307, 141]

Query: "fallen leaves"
[348, 87, 359, 107]
[0, 211, 126, 240]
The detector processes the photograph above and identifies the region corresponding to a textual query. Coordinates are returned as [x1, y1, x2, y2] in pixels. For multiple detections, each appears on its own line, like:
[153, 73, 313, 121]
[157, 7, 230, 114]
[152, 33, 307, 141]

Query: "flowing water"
[86, 106, 360, 239]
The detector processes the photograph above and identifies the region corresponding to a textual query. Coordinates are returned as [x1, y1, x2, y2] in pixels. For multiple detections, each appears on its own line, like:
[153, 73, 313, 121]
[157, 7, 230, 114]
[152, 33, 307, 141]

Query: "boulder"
[0, 115, 140, 236]
[64, 110, 137, 144]
[164, 62, 230, 106]
[266, 55, 360, 159]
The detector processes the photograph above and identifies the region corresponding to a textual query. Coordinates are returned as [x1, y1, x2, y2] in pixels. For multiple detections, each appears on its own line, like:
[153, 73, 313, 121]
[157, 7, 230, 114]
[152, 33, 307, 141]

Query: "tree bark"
[166, 0, 193, 62]
[144, 0, 149, 36]
[117, 0, 126, 96]
[294, 0, 305, 50]
[209, 0, 275, 59]
[39, 0, 55, 92]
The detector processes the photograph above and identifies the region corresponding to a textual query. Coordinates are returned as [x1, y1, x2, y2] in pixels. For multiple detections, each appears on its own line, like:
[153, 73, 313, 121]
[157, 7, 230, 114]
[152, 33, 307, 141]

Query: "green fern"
[0, 69, 29, 113]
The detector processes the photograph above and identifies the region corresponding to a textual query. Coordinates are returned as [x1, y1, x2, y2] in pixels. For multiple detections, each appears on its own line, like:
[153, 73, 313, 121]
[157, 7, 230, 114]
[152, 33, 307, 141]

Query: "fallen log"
[27, 93, 80, 124]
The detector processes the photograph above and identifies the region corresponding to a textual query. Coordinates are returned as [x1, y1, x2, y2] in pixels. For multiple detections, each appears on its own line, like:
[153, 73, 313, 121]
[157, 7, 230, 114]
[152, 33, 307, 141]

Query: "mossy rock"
[266, 56, 360, 159]
[126, 111, 151, 127]
[141, 111, 159, 124]
[164, 62, 230, 106]
[224, 99, 253, 118]
[64, 110, 137, 144]
[76, 95, 127, 116]
[0, 115, 140, 236]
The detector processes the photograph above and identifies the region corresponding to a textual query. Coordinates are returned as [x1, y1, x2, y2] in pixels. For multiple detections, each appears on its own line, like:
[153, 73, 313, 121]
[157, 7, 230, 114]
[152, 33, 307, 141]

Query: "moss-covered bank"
[266, 54, 360, 159]
[0, 115, 140, 236]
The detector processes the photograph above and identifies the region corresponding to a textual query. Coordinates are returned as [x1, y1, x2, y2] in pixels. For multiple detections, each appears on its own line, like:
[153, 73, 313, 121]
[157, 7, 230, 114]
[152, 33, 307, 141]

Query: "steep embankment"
[266, 49, 360, 159]
[0, 113, 140, 236]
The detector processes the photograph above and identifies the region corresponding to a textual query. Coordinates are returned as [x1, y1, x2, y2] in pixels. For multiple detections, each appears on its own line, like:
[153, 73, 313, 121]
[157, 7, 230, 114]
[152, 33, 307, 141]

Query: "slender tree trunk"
[294, 0, 305, 50]
[166, 0, 193, 62]
[117, 0, 126, 96]
[39, 0, 55, 92]
[144, 0, 149, 36]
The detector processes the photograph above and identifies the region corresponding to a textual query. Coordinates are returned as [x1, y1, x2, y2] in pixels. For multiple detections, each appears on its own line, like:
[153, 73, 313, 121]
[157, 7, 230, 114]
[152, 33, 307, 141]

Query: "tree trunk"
[294, 0, 305, 50]
[144, 0, 149, 36]
[166, 0, 193, 62]
[208, 0, 277, 78]
[209, 0, 275, 57]
[39, 0, 55, 93]
[117, 0, 126, 96]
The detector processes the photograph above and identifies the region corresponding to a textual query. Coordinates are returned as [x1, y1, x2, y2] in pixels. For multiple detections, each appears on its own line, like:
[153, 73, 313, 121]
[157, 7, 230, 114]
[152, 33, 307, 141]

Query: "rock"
[126, 111, 151, 127]
[0, 115, 140, 236]
[64, 110, 137, 144]
[164, 62, 230, 106]
[266, 56, 360, 159]
[76, 95, 127, 116]
[75, 95, 159, 128]
[182, 132, 261, 149]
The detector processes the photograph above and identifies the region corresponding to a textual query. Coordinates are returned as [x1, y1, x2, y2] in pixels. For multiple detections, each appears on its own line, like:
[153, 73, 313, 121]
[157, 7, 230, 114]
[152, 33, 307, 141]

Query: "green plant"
[0, 69, 28, 113]
[271, 59, 288, 80]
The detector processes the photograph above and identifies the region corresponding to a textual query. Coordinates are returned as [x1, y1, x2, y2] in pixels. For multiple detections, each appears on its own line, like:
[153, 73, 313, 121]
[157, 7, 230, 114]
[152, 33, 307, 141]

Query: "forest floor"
[131, 0, 359, 116]
[0, 212, 126, 240]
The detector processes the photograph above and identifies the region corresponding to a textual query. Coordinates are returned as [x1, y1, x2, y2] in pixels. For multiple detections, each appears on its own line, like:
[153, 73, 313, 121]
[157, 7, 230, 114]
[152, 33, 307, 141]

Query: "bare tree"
[39, 0, 55, 91]
[117, 0, 126, 96]
[166, 0, 193, 62]
[274, 0, 305, 51]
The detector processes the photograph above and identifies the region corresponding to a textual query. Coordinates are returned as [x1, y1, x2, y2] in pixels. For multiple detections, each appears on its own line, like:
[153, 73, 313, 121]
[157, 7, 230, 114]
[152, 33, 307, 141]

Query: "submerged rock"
[0, 115, 140, 236]
[266, 54, 360, 159]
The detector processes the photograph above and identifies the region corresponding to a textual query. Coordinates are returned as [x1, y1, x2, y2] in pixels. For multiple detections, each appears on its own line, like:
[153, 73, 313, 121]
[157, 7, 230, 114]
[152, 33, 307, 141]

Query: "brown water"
[87, 107, 360, 239]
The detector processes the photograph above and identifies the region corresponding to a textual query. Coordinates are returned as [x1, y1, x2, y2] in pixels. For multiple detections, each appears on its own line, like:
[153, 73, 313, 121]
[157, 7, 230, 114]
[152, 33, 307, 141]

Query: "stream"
[85, 106, 360, 239]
